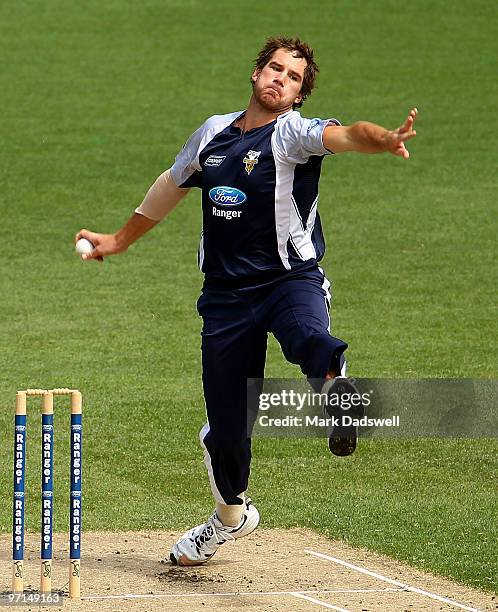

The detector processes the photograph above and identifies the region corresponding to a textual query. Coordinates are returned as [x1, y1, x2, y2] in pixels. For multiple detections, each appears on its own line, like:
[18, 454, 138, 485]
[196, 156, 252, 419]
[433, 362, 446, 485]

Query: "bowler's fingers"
[400, 108, 418, 133]
[81, 250, 104, 262]
[393, 142, 410, 160]
[75, 229, 87, 243]
[398, 129, 417, 143]
[76, 228, 101, 244]
[394, 145, 409, 160]
[81, 253, 104, 262]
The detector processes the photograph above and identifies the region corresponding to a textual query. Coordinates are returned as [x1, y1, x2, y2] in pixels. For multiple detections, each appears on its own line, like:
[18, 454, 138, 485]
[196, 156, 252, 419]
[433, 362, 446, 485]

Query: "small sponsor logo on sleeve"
[204, 155, 226, 167]
[307, 118, 321, 134]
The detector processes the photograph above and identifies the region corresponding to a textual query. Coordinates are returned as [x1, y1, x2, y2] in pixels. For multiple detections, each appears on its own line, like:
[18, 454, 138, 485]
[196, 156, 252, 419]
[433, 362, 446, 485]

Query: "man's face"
[251, 48, 306, 111]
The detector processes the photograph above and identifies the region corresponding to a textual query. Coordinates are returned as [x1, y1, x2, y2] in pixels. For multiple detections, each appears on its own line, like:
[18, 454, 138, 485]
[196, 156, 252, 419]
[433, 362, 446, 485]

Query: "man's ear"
[251, 69, 260, 83]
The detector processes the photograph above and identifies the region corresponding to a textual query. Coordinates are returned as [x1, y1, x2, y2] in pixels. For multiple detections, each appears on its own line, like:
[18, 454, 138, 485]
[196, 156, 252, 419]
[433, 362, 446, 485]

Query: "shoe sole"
[324, 378, 362, 457]
[170, 549, 214, 566]
[328, 428, 357, 456]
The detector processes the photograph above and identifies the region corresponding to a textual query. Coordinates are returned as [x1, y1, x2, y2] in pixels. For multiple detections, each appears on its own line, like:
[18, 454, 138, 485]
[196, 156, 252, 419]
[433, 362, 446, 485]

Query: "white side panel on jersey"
[288, 194, 319, 261]
[271, 130, 295, 270]
[272, 111, 339, 270]
[170, 111, 243, 186]
[306, 196, 319, 234]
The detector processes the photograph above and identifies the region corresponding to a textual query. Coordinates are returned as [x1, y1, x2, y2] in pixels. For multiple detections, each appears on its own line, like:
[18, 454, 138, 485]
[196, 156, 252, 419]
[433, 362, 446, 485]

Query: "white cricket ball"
[75, 238, 95, 257]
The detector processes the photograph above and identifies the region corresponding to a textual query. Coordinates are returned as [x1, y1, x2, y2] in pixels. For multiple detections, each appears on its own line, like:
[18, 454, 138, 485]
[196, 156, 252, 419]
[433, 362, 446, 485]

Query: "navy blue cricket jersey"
[170, 110, 340, 287]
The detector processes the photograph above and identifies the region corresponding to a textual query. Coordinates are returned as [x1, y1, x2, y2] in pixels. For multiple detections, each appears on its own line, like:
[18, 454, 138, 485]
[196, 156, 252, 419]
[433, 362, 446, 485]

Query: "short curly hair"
[253, 36, 319, 108]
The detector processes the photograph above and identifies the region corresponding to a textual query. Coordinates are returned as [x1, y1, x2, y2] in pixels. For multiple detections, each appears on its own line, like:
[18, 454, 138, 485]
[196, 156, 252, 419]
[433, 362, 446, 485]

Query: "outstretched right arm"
[75, 169, 190, 261]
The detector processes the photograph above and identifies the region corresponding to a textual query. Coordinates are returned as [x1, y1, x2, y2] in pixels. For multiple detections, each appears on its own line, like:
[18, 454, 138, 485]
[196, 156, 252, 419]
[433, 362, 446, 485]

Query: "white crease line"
[306, 588, 403, 594]
[82, 587, 402, 601]
[305, 549, 483, 612]
[291, 592, 350, 611]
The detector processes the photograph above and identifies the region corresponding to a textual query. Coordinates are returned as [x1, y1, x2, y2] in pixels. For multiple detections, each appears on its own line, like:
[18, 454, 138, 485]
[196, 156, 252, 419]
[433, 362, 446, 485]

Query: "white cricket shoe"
[169, 499, 260, 566]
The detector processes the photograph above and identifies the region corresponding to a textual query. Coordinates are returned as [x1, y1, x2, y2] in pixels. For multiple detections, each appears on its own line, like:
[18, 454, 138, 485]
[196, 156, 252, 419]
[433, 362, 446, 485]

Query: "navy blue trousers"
[198, 267, 347, 505]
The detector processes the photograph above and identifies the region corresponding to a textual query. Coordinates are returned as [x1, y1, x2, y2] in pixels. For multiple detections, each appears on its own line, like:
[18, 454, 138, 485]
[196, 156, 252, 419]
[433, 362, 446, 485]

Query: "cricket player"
[76, 36, 417, 566]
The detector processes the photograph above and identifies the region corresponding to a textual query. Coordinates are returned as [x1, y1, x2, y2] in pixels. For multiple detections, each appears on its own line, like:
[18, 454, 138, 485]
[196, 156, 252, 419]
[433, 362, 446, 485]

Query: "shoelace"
[193, 514, 236, 552]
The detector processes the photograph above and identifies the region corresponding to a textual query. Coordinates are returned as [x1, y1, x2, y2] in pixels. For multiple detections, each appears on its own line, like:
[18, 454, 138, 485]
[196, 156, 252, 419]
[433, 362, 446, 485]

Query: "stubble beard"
[254, 86, 293, 114]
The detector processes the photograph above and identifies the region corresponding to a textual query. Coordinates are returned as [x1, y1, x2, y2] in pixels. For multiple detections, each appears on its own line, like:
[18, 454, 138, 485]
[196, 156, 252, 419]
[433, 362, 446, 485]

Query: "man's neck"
[236, 96, 293, 133]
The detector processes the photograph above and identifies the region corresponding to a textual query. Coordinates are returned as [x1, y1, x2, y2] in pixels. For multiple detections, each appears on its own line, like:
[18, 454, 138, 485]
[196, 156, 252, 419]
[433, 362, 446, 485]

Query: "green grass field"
[0, 0, 496, 595]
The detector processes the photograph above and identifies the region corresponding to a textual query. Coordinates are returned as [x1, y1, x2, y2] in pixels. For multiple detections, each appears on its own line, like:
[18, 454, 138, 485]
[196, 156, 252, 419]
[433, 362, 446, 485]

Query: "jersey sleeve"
[274, 111, 341, 163]
[170, 112, 243, 188]
[170, 123, 206, 188]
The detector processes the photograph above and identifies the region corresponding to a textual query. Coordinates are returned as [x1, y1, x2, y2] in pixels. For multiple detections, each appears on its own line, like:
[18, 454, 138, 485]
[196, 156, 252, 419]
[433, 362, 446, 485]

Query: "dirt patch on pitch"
[0, 529, 495, 611]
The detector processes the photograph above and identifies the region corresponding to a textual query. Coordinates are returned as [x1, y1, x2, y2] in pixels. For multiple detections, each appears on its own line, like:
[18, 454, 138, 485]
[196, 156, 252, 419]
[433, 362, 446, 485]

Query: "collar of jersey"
[232, 109, 293, 135]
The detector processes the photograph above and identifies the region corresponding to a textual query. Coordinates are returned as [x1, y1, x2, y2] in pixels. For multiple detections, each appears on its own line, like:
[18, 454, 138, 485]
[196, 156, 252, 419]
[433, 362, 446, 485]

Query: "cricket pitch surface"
[0, 529, 495, 611]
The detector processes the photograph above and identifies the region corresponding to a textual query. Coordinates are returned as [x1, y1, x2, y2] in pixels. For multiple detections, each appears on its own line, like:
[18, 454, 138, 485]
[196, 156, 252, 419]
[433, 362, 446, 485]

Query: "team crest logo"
[243, 150, 261, 175]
